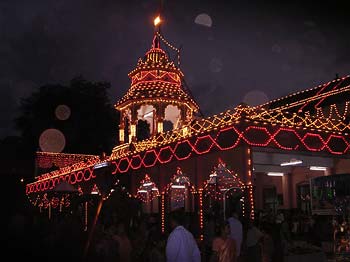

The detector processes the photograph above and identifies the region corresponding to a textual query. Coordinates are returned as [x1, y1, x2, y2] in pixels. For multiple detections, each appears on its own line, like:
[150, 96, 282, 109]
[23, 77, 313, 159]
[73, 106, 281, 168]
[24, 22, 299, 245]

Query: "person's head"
[230, 208, 239, 219]
[169, 208, 185, 229]
[247, 219, 256, 229]
[218, 221, 230, 237]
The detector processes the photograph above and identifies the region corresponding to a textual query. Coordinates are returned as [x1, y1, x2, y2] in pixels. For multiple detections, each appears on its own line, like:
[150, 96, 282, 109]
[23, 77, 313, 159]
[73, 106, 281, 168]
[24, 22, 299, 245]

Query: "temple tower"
[115, 18, 200, 144]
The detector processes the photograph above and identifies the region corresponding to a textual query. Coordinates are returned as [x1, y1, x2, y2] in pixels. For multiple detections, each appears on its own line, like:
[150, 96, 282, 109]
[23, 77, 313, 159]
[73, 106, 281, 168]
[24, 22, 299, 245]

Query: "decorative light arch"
[204, 158, 244, 201]
[165, 166, 196, 212]
[136, 174, 160, 213]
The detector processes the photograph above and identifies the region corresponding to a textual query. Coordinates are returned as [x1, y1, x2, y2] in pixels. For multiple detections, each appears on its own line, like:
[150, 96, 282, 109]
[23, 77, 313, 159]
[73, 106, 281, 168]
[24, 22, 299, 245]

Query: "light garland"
[91, 184, 101, 195]
[248, 183, 255, 220]
[199, 189, 203, 241]
[241, 196, 245, 217]
[112, 102, 350, 160]
[115, 33, 199, 114]
[84, 201, 88, 231]
[246, 147, 254, 220]
[27, 122, 350, 195]
[203, 158, 244, 201]
[161, 193, 165, 233]
[35, 151, 100, 170]
[164, 167, 196, 211]
[260, 75, 349, 109]
[135, 174, 159, 203]
[27, 192, 71, 212]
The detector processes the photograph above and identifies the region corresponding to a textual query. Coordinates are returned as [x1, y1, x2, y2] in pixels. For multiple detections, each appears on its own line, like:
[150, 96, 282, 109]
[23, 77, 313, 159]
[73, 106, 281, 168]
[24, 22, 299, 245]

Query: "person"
[149, 235, 167, 262]
[112, 222, 132, 262]
[204, 213, 216, 261]
[211, 220, 236, 262]
[260, 224, 274, 262]
[227, 209, 243, 258]
[166, 208, 201, 262]
[245, 220, 263, 262]
[279, 214, 291, 255]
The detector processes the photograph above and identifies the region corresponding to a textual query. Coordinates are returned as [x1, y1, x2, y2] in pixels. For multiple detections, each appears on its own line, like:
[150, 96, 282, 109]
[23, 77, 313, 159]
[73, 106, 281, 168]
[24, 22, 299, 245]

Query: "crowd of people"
[6, 196, 341, 262]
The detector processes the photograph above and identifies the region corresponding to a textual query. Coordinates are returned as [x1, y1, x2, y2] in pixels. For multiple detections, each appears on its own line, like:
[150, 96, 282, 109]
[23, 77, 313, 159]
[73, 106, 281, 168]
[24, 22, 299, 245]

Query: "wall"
[333, 158, 350, 174]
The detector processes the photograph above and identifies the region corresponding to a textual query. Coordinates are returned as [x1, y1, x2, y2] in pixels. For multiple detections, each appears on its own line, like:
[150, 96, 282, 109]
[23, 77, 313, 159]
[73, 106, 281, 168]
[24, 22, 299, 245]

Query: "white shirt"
[166, 225, 201, 262]
[227, 216, 243, 257]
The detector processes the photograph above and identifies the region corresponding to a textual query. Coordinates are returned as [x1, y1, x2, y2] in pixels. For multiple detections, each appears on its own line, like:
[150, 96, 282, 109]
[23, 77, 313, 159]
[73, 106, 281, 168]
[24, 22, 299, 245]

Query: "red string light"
[26, 124, 350, 195]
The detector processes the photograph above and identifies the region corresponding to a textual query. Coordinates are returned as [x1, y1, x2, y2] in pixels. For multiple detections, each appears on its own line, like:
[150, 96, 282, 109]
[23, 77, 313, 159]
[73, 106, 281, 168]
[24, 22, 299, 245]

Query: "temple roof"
[115, 80, 199, 111]
[115, 34, 200, 112]
[261, 75, 350, 114]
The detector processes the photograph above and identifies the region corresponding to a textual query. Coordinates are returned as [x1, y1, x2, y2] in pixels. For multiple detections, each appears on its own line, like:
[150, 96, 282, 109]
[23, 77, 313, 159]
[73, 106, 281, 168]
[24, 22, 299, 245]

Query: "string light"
[27, 193, 71, 212]
[102, 188, 116, 201]
[91, 184, 101, 195]
[241, 196, 245, 217]
[24, 26, 350, 235]
[163, 167, 196, 211]
[203, 158, 244, 201]
[259, 75, 349, 110]
[35, 151, 100, 170]
[199, 189, 203, 241]
[161, 193, 165, 233]
[84, 201, 88, 231]
[313, 78, 346, 109]
[248, 184, 255, 220]
[135, 174, 159, 203]
[27, 121, 350, 194]
[112, 102, 350, 159]
[247, 147, 252, 178]
[115, 33, 199, 115]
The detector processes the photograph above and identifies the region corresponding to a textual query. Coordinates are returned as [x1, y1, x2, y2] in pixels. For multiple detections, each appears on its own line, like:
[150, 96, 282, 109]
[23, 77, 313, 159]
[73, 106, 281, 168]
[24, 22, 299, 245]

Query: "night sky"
[1, 0, 349, 138]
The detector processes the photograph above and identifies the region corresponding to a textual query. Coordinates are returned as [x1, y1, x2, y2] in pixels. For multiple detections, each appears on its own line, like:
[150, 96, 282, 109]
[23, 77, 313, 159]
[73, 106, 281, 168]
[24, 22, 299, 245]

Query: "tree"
[15, 76, 119, 155]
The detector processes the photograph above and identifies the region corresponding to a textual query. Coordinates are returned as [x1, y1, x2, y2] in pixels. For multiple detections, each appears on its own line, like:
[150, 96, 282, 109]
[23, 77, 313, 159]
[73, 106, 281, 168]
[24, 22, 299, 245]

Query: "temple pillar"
[180, 105, 186, 126]
[119, 111, 126, 144]
[129, 106, 138, 142]
[282, 172, 292, 209]
[155, 104, 165, 133]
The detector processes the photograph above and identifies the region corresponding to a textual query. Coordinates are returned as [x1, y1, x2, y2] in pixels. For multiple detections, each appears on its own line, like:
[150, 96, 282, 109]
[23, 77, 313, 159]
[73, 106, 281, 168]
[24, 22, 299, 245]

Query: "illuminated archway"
[136, 174, 159, 213]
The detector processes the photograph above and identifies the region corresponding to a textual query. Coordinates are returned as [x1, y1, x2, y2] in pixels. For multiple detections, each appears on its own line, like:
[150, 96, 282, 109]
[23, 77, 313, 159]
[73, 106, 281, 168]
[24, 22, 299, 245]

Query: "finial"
[152, 15, 161, 49]
[154, 15, 161, 27]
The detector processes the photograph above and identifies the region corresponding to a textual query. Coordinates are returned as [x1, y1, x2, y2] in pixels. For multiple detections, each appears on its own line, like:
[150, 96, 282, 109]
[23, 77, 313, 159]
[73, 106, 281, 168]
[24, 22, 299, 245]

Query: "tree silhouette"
[15, 76, 119, 155]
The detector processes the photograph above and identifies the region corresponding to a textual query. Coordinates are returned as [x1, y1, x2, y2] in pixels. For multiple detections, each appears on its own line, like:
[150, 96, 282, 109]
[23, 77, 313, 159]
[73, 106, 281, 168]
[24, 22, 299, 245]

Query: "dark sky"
[1, 0, 349, 138]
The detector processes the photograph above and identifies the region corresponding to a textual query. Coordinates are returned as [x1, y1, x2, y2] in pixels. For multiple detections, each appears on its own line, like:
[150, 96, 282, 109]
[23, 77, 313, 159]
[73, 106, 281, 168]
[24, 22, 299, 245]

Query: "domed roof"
[115, 33, 199, 112]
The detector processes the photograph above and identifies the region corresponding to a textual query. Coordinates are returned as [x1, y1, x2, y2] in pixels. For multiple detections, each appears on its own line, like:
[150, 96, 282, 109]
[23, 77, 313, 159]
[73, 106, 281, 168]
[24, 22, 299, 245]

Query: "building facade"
[25, 25, 350, 231]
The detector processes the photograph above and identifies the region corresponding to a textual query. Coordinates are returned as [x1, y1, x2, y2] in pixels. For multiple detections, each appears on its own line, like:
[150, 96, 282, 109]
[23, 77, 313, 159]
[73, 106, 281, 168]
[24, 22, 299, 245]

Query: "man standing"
[166, 208, 201, 262]
[227, 210, 243, 258]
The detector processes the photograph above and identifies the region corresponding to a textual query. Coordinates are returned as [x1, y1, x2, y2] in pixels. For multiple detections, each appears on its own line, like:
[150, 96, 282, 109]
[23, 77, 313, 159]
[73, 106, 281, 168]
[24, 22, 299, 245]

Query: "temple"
[25, 17, 350, 239]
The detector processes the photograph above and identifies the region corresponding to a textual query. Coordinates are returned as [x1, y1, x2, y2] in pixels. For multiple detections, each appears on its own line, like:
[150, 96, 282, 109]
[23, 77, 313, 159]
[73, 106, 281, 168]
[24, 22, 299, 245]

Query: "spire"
[153, 15, 161, 49]
[152, 34, 160, 49]
[113, 12, 200, 146]
[115, 15, 200, 113]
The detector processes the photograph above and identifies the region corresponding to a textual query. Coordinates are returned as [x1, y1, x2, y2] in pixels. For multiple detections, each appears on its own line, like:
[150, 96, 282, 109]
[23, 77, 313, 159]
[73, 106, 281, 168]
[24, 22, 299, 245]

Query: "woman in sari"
[211, 220, 236, 262]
